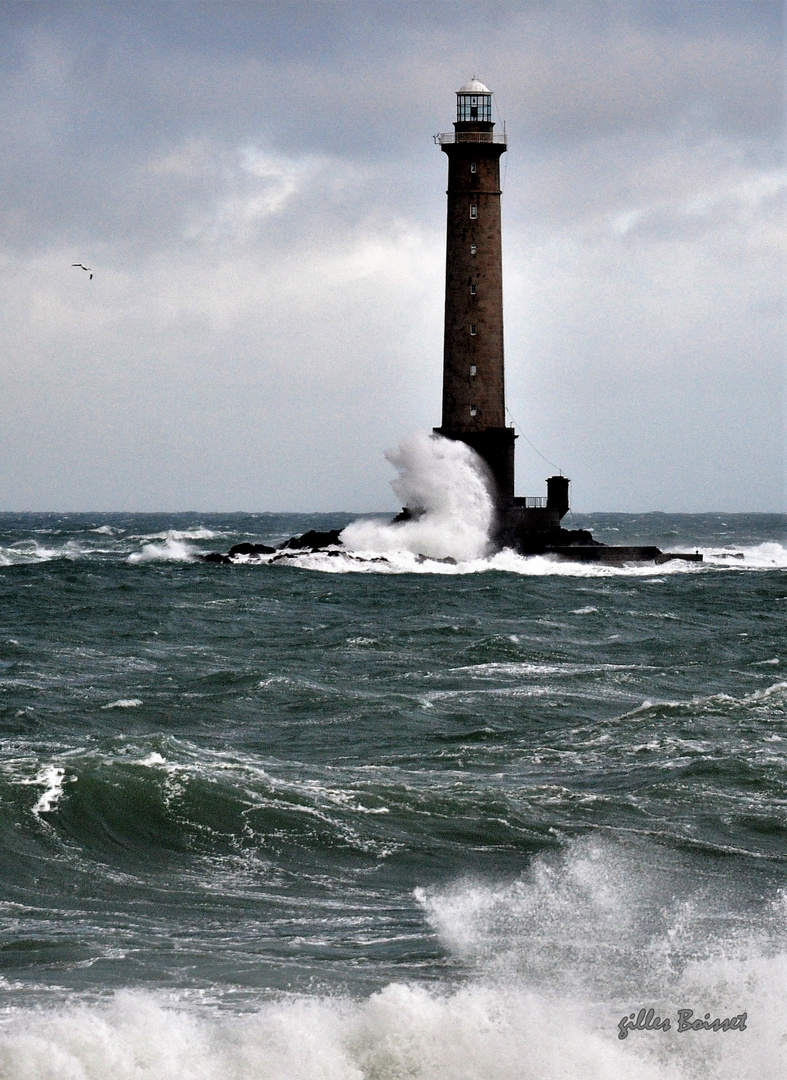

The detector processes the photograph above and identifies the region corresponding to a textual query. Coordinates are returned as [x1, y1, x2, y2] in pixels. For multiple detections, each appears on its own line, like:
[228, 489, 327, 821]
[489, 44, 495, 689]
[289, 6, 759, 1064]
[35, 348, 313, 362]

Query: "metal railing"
[434, 131, 508, 145]
[515, 497, 548, 509]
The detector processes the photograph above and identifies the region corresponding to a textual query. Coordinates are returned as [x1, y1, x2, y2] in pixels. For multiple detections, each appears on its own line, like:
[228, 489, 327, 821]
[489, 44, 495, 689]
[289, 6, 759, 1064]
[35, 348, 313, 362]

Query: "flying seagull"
[72, 263, 93, 280]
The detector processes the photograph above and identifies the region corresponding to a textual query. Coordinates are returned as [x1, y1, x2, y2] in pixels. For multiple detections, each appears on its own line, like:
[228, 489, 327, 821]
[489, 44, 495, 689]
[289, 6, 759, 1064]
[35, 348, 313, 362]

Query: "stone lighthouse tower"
[434, 79, 515, 505]
[435, 79, 570, 543]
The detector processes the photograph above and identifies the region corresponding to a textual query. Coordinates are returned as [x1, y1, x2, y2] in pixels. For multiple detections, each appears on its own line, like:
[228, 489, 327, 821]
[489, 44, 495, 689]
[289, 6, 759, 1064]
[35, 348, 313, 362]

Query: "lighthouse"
[435, 80, 570, 543]
[200, 83, 702, 568]
[434, 79, 514, 502]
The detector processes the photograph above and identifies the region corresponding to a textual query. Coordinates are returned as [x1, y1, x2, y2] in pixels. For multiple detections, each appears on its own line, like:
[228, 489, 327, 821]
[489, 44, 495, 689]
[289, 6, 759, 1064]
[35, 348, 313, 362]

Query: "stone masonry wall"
[441, 142, 506, 433]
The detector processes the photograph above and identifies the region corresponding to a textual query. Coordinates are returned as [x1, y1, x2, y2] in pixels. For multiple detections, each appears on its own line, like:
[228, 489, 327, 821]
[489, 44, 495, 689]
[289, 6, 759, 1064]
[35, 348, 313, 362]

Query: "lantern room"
[456, 79, 492, 123]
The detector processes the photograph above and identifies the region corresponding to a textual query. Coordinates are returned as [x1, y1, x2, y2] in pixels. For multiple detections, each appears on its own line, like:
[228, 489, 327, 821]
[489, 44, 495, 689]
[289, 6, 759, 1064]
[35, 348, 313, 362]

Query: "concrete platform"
[546, 545, 702, 565]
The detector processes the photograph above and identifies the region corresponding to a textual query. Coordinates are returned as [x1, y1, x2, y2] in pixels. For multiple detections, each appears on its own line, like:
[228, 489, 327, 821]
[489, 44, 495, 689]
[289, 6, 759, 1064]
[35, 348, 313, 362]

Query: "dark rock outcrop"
[201, 528, 343, 564]
[279, 529, 343, 551]
[227, 542, 276, 557]
[201, 551, 233, 564]
[392, 506, 426, 524]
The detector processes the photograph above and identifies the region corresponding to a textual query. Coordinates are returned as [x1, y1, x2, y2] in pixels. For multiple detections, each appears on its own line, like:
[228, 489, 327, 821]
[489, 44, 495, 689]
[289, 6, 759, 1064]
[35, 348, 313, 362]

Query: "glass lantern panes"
[457, 94, 492, 122]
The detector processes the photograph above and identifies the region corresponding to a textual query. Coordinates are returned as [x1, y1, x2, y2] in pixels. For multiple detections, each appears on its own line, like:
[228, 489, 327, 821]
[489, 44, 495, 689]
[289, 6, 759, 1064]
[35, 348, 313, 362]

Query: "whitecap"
[30, 765, 66, 816]
[128, 535, 200, 563]
[138, 752, 166, 765]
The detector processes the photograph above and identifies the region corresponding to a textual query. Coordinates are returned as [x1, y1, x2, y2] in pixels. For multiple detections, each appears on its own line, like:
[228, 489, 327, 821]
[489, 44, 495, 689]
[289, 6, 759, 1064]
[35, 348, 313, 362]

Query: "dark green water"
[0, 512, 784, 1078]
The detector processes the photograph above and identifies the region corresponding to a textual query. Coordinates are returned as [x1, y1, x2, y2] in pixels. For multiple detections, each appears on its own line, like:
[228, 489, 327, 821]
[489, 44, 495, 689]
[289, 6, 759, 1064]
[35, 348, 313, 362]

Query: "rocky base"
[201, 519, 702, 566]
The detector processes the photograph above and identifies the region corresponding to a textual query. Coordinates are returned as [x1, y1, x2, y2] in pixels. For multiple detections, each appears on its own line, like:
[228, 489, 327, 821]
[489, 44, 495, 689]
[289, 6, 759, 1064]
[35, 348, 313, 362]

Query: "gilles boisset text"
[618, 1009, 748, 1039]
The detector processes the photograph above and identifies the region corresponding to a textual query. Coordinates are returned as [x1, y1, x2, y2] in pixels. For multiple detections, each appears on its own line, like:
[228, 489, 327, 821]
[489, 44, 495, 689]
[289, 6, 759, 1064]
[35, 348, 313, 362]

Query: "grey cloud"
[0, 1, 783, 511]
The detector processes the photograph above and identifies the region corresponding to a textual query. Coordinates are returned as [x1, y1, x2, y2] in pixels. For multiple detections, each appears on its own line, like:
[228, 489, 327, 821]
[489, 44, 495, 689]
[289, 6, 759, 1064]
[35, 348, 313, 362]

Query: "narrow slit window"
[470, 365, 477, 377]
[470, 162, 477, 174]
[470, 284, 476, 295]
[470, 244, 477, 255]
[470, 324, 477, 335]
[470, 405, 478, 417]
[469, 204, 478, 219]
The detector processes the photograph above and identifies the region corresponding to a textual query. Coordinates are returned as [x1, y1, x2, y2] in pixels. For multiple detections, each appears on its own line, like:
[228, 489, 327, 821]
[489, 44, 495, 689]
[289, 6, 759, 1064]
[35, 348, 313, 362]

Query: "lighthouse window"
[470, 284, 476, 295]
[470, 324, 477, 335]
[470, 244, 477, 255]
[470, 162, 477, 174]
[470, 405, 478, 417]
[469, 204, 477, 219]
[470, 365, 477, 376]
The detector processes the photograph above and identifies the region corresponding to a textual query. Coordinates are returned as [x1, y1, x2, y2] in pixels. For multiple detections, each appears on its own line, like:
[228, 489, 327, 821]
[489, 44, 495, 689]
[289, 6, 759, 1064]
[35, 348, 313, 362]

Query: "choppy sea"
[0, 510, 785, 1079]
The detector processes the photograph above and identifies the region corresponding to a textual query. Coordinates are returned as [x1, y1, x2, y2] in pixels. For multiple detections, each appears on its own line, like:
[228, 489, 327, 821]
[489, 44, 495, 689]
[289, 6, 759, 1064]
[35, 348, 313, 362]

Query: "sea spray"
[341, 431, 494, 561]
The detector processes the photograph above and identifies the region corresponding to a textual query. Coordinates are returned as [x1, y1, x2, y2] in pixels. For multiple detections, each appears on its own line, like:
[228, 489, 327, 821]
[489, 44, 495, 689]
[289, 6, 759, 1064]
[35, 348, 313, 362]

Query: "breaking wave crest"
[412, 837, 787, 1079]
[0, 983, 671, 1080]
[1, 836, 784, 1079]
[341, 432, 494, 562]
[127, 533, 201, 563]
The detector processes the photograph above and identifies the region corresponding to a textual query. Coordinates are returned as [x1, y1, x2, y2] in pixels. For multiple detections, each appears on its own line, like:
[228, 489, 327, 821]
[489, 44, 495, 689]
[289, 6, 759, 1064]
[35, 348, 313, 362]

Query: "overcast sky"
[1, 0, 783, 512]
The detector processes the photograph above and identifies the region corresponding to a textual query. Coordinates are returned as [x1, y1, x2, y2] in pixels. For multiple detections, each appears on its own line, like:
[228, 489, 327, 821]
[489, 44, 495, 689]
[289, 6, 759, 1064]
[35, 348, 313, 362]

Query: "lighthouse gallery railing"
[434, 132, 508, 145]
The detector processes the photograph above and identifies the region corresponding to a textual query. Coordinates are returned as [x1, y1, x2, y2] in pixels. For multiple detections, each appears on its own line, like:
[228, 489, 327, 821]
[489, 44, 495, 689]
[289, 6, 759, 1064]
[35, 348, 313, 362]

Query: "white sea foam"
[101, 698, 143, 709]
[341, 431, 495, 562]
[700, 541, 787, 568]
[272, 539, 787, 579]
[268, 547, 668, 577]
[0, 983, 678, 1080]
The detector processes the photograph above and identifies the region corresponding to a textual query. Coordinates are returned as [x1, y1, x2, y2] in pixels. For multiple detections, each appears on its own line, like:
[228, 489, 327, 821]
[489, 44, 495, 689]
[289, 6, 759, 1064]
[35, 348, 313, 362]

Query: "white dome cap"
[457, 79, 491, 94]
